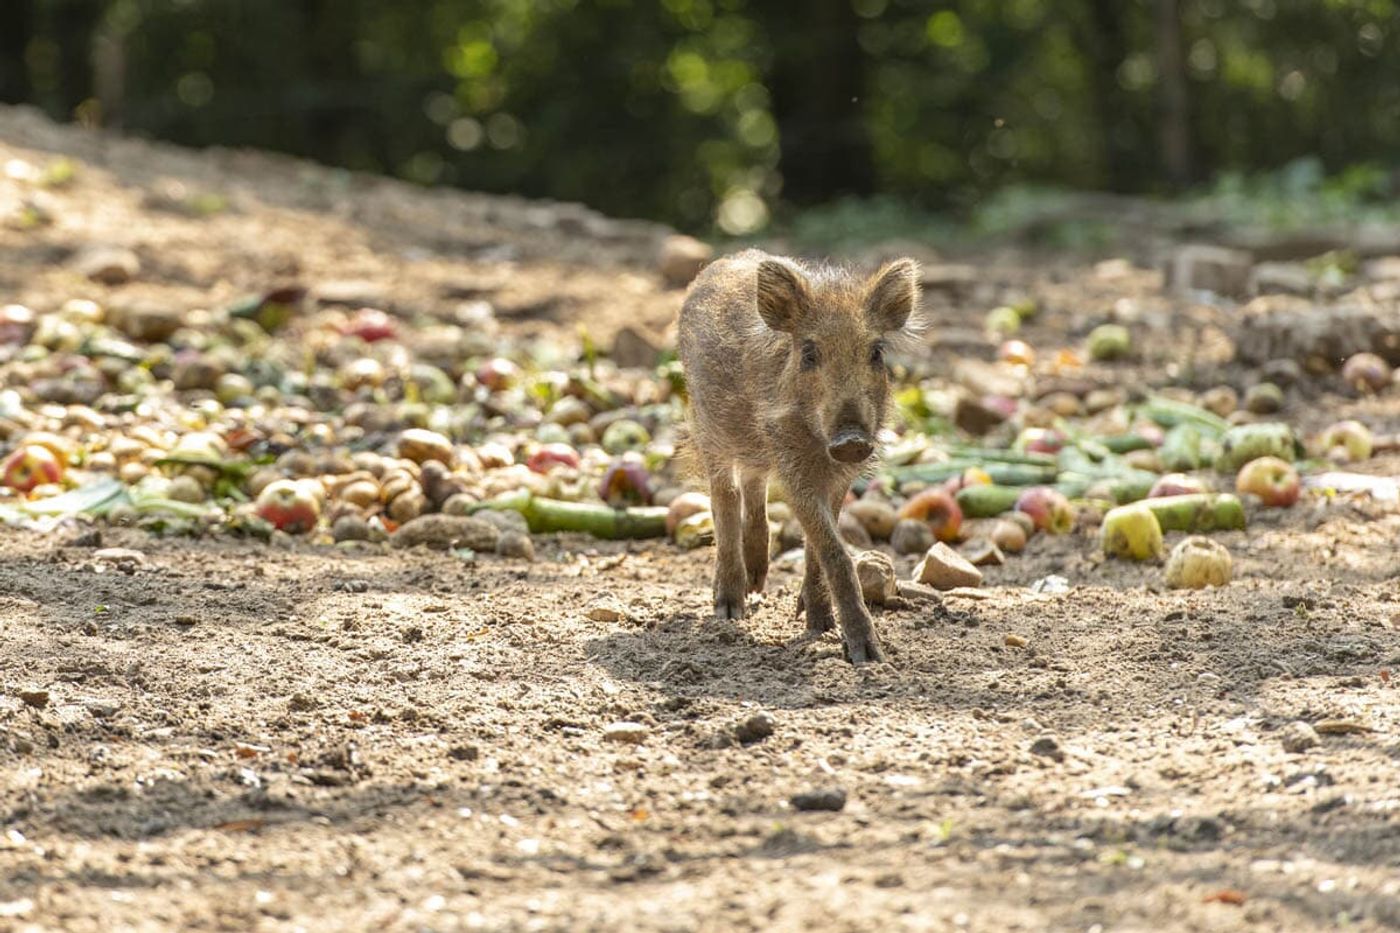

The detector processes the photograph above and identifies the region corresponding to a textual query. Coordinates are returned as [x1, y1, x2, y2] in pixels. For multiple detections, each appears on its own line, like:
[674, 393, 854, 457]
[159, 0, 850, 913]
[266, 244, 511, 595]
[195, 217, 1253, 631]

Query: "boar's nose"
[828, 428, 874, 464]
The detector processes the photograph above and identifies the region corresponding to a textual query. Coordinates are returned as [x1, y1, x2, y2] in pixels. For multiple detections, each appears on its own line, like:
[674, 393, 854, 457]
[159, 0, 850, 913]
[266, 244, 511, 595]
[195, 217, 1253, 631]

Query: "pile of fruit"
[0, 288, 1393, 586]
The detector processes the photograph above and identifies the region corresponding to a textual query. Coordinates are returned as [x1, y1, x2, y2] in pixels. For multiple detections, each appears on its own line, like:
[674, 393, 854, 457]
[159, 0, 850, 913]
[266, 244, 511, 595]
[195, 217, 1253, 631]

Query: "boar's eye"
[869, 341, 886, 368]
[800, 339, 820, 371]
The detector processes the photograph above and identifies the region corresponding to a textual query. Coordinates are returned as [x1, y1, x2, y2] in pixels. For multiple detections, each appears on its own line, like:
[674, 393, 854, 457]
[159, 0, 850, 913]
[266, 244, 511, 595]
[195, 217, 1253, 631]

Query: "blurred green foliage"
[3, 0, 1398, 236]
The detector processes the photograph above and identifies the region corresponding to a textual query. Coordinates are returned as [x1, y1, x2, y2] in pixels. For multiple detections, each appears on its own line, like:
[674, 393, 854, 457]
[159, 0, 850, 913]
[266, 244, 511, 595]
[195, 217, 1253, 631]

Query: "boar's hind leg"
[790, 488, 885, 665]
[739, 471, 769, 593]
[797, 544, 833, 635]
[707, 461, 748, 620]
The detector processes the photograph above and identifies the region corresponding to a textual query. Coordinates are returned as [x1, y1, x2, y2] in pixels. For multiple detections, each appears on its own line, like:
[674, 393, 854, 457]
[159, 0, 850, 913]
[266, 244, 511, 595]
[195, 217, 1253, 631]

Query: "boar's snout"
[828, 428, 874, 464]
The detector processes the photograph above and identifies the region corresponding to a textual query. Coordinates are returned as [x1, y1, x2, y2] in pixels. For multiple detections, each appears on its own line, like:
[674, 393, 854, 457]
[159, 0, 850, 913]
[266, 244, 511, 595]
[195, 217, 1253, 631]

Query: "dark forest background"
[2, 0, 1398, 236]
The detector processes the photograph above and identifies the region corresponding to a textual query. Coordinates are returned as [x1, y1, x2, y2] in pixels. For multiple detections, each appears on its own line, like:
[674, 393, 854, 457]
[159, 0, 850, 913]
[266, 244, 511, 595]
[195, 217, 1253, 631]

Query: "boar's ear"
[755, 259, 811, 332]
[864, 259, 920, 333]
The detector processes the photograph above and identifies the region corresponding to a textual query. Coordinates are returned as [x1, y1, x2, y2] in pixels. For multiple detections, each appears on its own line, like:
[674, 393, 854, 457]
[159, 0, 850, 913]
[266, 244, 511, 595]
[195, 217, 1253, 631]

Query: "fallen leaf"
[1203, 889, 1246, 906]
[214, 818, 266, 832]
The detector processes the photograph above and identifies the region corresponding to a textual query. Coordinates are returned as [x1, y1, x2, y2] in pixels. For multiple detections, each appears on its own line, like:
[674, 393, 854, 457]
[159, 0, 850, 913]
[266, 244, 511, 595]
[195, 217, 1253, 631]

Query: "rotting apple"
[1235, 456, 1300, 507]
[1014, 486, 1074, 534]
[525, 442, 580, 474]
[1316, 420, 1373, 463]
[1, 444, 64, 493]
[254, 479, 322, 533]
[897, 488, 963, 543]
[1148, 472, 1212, 498]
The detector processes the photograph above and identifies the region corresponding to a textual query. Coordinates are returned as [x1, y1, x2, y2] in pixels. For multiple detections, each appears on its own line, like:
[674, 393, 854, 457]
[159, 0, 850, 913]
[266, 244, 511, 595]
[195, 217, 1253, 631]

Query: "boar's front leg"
[739, 470, 770, 594]
[707, 460, 748, 620]
[788, 479, 885, 664]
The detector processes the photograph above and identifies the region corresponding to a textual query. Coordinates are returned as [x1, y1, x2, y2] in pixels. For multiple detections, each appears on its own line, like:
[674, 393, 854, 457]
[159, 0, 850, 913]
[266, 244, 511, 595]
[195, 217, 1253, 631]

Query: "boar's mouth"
[827, 427, 874, 464]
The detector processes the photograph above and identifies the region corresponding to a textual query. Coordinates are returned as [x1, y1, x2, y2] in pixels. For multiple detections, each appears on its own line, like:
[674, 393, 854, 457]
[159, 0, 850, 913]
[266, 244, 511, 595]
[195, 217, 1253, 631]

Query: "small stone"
[790, 787, 847, 812]
[912, 542, 983, 590]
[166, 475, 206, 503]
[84, 698, 122, 719]
[75, 246, 141, 285]
[657, 234, 713, 287]
[1313, 718, 1371, 736]
[602, 721, 648, 744]
[890, 518, 935, 556]
[844, 499, 897, 541]
[397, 428, 454, 465]
[961, 538, 1005, 567]
[288, 692, 319, 712]
[953, 395, 1008, 435]
[611, 325, 664, 369]
[495, 529, 535, 561]
[1029, 735, 1064, 761]
[17, 688, 49, 709]
[855, 549, 897, 606]
[448, 744, 479, 762]
[1004, 634, 1027, 649]
[1165, 244, 1253, 298]
[587, 604, 626, 623]
[391, 514, 498, 551]
[837, 511, 872, 549]
[112, 304, 183, 342]
[332, 515, 371, 543]
[93, 547, 146, 565]
[1281, 720, 1319, 753]
[734, 712, 775, 745]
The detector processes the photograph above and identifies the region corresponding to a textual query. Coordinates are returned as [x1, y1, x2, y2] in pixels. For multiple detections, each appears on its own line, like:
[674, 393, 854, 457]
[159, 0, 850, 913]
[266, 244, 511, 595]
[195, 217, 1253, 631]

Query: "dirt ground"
[2, 106, 1399, 932]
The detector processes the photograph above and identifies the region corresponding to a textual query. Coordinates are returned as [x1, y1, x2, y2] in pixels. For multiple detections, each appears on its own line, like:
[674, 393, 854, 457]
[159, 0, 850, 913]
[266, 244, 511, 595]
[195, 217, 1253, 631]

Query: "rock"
[1004, 634, 1027, 648]
[844, 499, 896, 541]
[93, 547, 146, 566]
[1250, 261, 1313, 296]
[75, 246, 140, 285]
[17, 688, 49, 709]
[587, 603, 626, 623]
[83, 698, 122, 719]
[397, 428, 454, 465]
[961, 539, 1005, 567]
[855, 550, 898, 606]
[166, 475, 206, 504]
[602, 721, 648, 744]
[890, 518, 935, 556]
[1029, 735, 1064, 761]
[1281, 720, 1319, 753]
[734, 712, 775, 745]
[837, 511, 872, 549]
[391, 514, 498, 552]
[611, 325, 664, 369]
[111, 304, 184, 342]
[912, 542, 983, 590]
[332, 515, 370, 543]
[314, 279, 387, 308]
[495, 529, 535, 561]
[1234, 297, 1400, 369]
[790, 787, 847, 812]
[657, 234, 712, 287]
[1164, 244, 1253, 298]
[474, 508, 530, 534]
[172, 355, 224, 391]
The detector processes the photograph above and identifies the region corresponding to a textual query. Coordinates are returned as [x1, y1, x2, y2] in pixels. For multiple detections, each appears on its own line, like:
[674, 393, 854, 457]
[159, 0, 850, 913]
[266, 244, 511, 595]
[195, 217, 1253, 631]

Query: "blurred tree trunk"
[1154, 0, 1192, 188]
[758, 2, 874, 203]
[52, 0, 102, 118]
[1081, 0, 1133, 192]
[0, 0, 33, 104]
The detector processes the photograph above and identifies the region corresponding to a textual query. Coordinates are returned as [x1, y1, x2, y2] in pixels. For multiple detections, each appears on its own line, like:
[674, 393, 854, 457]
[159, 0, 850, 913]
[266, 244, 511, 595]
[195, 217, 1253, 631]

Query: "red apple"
[897, 488, 963, 542]
[1014, 486, 1074, 534]
[1235, 456, 1300, 507]
[340, 307, 397, 343]
[1015, 427, 1066, 455]
[2, 445, 64, 493]
[254, 479, 322, 533]
[666, 491, 712, 537]
[598, 459, 652, 507]
[525, 442, 580, 474]
[998, 339, 1035, 366]
[476, 358, 520, 392]
[1316, 420, 1373, 463]
[1148, 472, 1211, 498]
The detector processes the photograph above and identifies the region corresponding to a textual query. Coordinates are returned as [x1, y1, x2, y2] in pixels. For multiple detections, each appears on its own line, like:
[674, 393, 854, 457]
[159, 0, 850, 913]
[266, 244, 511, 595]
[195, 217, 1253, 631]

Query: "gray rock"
[1165, 244, 1253, 298]
[790, 787, 847, 812]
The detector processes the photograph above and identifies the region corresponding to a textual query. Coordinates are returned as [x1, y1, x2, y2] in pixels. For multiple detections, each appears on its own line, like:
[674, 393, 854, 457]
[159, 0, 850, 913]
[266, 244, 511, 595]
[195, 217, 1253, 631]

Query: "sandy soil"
[1, 105, 1399, 932]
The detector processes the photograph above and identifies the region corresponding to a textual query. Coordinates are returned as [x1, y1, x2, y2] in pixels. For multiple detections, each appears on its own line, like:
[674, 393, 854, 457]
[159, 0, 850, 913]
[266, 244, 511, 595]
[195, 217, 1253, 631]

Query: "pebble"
[890, 518, 934, 556]
[1282, 714, 1321, 750]
[1029, 735, 1064, 761]
[17, 688, 49, 709]
[332, 515, 371, 543]
[790, 787, 847, 812]
[734, 712, 775, 745]
[602, 721, 648, 744]
[657, 234, 713, 287]
[1003, 634, 1027, 648]
[93, 547, 146, 565]
[961, 538, 1005, 567]
[854, 549, 897, 606]
[587, 604, 626, 623]
[75, 246, 141, 285]
[495, 529, 535, 561]
[83, 698, 122, 719]
[390, 514, 499, 551]
[912, 542, 983, 590]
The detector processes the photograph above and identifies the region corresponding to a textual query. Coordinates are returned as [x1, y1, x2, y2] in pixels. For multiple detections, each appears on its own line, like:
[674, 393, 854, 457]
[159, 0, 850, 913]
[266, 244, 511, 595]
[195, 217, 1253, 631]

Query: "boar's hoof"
[714, 592, 747, 621]
[746, 566, 767, 594]
[844, 630, 886, 665]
